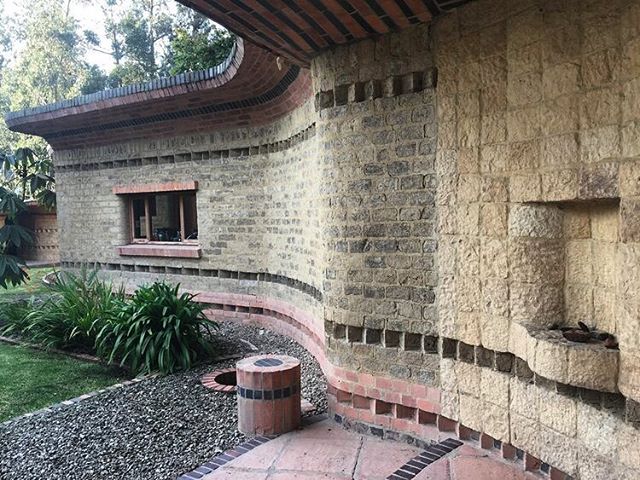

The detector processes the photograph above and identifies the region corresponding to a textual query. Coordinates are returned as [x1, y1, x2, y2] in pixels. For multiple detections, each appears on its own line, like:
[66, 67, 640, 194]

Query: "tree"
[0, 4, 12, 71]
[91, 1, 234, 88]
[98, 0, 173, 86]
[169, 6, 234, 75]
[0, 0, 98, 156]
[1, 1, 91, 109]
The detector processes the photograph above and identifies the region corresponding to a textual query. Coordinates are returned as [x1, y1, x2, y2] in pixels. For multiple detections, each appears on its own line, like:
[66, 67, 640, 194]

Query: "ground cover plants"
[0, 269, 218, 375]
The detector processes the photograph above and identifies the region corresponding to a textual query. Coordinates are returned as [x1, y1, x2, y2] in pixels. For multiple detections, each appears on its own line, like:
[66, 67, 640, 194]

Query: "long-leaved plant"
[97, 282, 217, 375]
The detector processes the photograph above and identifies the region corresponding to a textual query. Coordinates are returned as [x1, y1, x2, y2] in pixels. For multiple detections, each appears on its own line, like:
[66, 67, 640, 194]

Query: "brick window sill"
[117, 243, 202, 259]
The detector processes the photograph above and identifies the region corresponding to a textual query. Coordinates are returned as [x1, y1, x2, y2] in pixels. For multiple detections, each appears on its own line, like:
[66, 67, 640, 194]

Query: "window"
[113, 181, 201, 258]
[128, 191, 198, 243]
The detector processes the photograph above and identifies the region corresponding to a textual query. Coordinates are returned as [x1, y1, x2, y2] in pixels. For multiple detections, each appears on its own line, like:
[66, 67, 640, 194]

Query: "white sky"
[3, 0, 179, 73]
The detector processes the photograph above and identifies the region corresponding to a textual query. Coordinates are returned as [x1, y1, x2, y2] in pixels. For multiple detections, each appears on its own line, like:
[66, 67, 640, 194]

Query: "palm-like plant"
[0, 147, 56, 288]
[1, 268, 125, 352]
[96, 282, 217, 374]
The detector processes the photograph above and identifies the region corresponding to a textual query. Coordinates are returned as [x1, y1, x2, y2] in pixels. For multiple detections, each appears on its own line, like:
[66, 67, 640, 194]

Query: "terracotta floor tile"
[201, 466, 270, 479]
[268, 471, 353, 479]
[197, 421, 538, 480]
[274, 437, 362, 475]
[354, 436, 423, 480]
[451, 455, 528, 480]
[412, 458, 451, 479]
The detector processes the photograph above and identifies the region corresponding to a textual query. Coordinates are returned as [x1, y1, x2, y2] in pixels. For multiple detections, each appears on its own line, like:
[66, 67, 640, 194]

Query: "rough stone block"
[508, 204, 563, 239]
[621, 198, 640, 242]
[578, 162, 619, 200]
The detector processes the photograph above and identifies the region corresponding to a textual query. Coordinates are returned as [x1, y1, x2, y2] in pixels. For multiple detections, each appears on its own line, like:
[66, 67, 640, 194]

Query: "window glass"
[184, 193, 198, 240]
[152, 193, 181, 241]
[132, 197, 147, 239]
[129, 191, 198, 242]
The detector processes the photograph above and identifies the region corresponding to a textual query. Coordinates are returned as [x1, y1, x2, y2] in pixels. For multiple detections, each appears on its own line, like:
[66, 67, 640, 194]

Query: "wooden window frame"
[128, 191, 198, 245]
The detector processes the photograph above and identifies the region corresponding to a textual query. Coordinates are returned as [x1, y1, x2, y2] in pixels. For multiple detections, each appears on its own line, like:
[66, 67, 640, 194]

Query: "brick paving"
[192, 419, 543, 480]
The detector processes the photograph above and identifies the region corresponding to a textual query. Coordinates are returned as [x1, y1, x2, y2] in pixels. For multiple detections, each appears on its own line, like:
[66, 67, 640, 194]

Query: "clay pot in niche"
[562, 329, 591, 343]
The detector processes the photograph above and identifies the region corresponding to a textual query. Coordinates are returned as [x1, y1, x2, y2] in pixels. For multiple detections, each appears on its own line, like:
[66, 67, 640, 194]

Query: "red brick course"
[194, 290, 571, 480]
[236, 354, 301, 436]
[7, 41, 313, 150]
[112, 180, 198, 195]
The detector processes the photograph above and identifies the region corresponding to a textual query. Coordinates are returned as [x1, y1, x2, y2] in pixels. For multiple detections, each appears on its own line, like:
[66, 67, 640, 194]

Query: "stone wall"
[431, 0, 640, 477]
[313, 24, 441, 384]
[51, 0, 640, 477]
[56, 100, 321, 290]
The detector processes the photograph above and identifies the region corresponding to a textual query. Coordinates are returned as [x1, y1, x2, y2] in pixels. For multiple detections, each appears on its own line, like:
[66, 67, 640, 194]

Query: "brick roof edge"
[4, 38, 245, 127]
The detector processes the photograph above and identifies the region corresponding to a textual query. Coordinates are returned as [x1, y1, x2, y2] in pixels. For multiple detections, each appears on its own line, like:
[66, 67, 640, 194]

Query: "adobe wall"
[52, 0, 640, 477]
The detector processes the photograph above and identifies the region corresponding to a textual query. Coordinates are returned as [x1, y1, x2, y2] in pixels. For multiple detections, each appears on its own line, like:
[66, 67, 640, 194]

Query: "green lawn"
[0, 267, 54, 301]
[0, 342, 128, 422]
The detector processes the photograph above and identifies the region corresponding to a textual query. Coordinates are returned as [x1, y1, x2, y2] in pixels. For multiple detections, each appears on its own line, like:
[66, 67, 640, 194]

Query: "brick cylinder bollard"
[236, 354, 301, 436]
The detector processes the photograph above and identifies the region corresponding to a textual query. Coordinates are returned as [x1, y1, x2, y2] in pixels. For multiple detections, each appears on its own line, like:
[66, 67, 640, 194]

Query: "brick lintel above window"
[112, 181, 198, 195]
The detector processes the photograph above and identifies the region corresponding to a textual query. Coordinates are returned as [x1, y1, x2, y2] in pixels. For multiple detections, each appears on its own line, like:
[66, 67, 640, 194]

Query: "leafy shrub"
[5, 268, 124, 352]
[0, 299, 34, 333]
[97, 282, 216, 375]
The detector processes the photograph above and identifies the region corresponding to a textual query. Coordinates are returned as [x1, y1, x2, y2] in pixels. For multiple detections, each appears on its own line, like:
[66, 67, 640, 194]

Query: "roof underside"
[5, 1, 472, 149]
[178, 0, 469, 66]
[6, 40, 312, 150]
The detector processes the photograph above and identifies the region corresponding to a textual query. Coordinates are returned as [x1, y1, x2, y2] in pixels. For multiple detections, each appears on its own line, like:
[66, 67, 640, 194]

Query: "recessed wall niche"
[508, 200, 622, 392]
[509, 200, 620, 333]
[563, 200, 620, 335]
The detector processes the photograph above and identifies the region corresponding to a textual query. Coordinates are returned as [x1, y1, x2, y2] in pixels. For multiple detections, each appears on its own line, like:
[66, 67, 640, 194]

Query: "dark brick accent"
[457, 342, 475, 363]
[178, 432, 277, 479]
[441, 338, 457, 358]
[515, 358, 534, 381]
[578, 388, 602, 407]
[626, 398, 640, 424]
[334, 324, 347, 339]
[495, 352, 514, 373]
[385, 330, 401, 348]
[556, 383, 577, 398]
[365, 328, 382, 345]
[62, 261, 322, 302]
[403, 333, 422, 351]
[385, 438, 462, 480]
[602, 392, 625, 415]
[423, 335, 438, 353]
[347, 326, 364, 343]
[534, 374, 555, 390]
[475, 346, 494, 368]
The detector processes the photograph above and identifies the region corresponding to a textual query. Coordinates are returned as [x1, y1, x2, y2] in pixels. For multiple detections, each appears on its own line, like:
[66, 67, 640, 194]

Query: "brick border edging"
[192, 291, 577, 480]
[386, 438, 463, 480]
[201, 368, 237, 393]
[177, 435, 276, 480]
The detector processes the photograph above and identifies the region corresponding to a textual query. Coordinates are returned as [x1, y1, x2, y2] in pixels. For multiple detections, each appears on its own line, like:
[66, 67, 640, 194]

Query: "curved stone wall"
[55, 100, 322, 291]
[45, 0, 640, 477]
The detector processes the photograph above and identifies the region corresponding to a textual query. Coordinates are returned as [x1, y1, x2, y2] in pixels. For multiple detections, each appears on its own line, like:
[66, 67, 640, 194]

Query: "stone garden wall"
[53, 0, 640, 477]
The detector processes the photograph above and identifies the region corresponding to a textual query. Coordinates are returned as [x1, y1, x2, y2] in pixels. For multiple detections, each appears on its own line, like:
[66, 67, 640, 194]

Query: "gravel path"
[0, 322, 327, 480]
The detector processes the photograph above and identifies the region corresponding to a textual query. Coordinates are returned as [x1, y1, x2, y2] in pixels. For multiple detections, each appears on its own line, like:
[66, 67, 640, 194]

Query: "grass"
[0, 267, 54, 301]
[0, 342, 128, 422]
